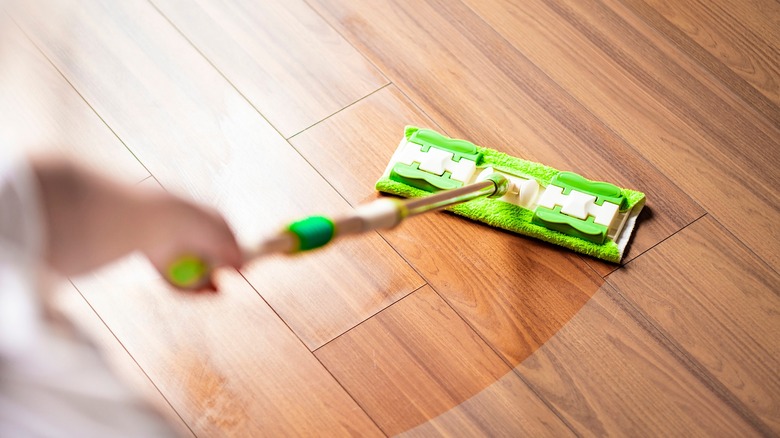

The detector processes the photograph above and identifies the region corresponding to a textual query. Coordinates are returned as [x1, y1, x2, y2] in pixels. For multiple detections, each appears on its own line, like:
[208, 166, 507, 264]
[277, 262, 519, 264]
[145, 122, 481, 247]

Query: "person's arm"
[30, 156, 242, 289]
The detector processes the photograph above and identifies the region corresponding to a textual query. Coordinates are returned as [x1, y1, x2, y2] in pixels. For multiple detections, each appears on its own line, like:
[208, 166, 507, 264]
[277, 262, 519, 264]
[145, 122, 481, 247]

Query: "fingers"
[201, 207, 244, 270]
[141, 193, 243, 292]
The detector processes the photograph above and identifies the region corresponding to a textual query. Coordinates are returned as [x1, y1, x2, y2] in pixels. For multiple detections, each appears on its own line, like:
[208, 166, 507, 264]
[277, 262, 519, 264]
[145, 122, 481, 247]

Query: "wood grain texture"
[316, 285, 571, 436]
[307, 0, 704, 276]
[70, 255, 382, 436]
[619, 0, 780, 115]
[15, 0, 423, 350]
[292, 86, 604, 366]
[4, 0, 777, 435]
[150, 0, 387, 137]
[565, 0, 780, 163]
[0, 20, 148, 184]
[461, 0, 780, 272]
[709, 0, 780, 50]
[399, 369, 574, 438]
[387, 211, 605, 366]
[515, 285, 761, 436]
[290, 86, 439, 205]
[608, 215, 780, 433]
[51, 281, 194, 437]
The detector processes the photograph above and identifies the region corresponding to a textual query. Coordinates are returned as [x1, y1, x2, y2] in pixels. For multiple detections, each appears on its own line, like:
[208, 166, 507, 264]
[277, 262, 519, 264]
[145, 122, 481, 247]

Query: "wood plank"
[608, 215, 780, 433]
[51, 281, 194, 437]
[618, 0, 780, 115]
[307, 0, 704, 274]
[71, 255, 382, 436]
[150, 0, 387, 137]
[316, 285, 571, 436]
[66, 172, 381, 434]
[289, 86, 440, 205]
[593, 0, 780, 158]
[0, 19, 148, 184]
[460, 0, 780, 271]
[399, 369, 572, 437]
[515, 285, 761, 436]
[564, 0, 780, 148]
[704, 0, 780, 51]
[9, 1, 774, 435]
[14, 0, 423, 350]
[292, 86, 604, 366]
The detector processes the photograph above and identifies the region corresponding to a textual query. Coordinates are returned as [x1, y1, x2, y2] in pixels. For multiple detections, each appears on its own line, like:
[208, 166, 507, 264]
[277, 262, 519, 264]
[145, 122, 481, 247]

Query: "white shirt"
[0, 155, 177, 437]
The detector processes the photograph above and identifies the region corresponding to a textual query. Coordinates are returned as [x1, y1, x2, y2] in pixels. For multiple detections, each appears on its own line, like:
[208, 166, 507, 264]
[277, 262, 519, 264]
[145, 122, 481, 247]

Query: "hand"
[141, 190, 243, 290]
[31, 156, 242, 290]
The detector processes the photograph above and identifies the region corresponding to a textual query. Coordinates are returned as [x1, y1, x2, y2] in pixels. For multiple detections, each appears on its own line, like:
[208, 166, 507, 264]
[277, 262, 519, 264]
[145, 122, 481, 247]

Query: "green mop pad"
[376, 127, 646, 263]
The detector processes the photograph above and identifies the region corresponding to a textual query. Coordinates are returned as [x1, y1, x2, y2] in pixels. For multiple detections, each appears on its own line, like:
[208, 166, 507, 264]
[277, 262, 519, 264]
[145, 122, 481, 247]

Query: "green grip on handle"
[287, 215, 335, 251]
[166, 215, 335, 287]
[167, 255, 209, 288]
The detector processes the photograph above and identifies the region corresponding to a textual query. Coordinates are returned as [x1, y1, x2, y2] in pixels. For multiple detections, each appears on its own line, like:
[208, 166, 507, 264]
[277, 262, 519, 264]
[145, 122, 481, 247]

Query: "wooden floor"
[2, 0, 778, 435]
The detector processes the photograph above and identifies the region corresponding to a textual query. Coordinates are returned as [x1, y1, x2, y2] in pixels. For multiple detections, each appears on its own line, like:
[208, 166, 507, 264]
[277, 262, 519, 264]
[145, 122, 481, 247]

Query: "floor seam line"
[301, 0, 391, 84]
[301, 0, 452, 139]
[286, 82, 391, 140]
[424, 281, 581, 435]
[605, 211, 709, 275]
[235, 271, 388, 436]
[313, 282, 428, 353]
[67, 279, 198, 438]
[10, 16, 156, 187]
[145, 0, 424, 281]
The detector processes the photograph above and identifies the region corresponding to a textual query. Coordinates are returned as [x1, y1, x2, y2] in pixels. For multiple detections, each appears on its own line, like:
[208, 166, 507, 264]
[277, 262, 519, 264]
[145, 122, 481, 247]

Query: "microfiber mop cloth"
[376, 127, 646, 263]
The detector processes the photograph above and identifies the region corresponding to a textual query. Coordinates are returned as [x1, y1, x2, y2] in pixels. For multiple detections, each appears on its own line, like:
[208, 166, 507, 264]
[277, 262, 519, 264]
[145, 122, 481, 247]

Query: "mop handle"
[165, 174, 509, 289]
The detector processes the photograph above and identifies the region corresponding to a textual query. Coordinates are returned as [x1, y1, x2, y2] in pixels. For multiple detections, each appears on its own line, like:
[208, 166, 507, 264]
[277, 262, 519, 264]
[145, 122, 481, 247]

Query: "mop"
[167, 127, 645, 288]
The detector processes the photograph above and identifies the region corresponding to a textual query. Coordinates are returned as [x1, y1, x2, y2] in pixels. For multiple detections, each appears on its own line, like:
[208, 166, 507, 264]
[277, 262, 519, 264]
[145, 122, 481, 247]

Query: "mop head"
[376, 126, 646, 263]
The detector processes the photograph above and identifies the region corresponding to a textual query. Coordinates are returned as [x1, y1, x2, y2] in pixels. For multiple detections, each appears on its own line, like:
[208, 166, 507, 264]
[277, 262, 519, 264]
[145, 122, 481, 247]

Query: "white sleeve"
[0, 155, 178, 436]
[0, 154, 46, 266]
[0, 154, 47, 358]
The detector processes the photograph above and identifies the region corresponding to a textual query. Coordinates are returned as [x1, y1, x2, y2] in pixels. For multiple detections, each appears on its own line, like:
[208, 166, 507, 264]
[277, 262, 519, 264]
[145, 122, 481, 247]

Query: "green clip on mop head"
[376, 126, 646, 263]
